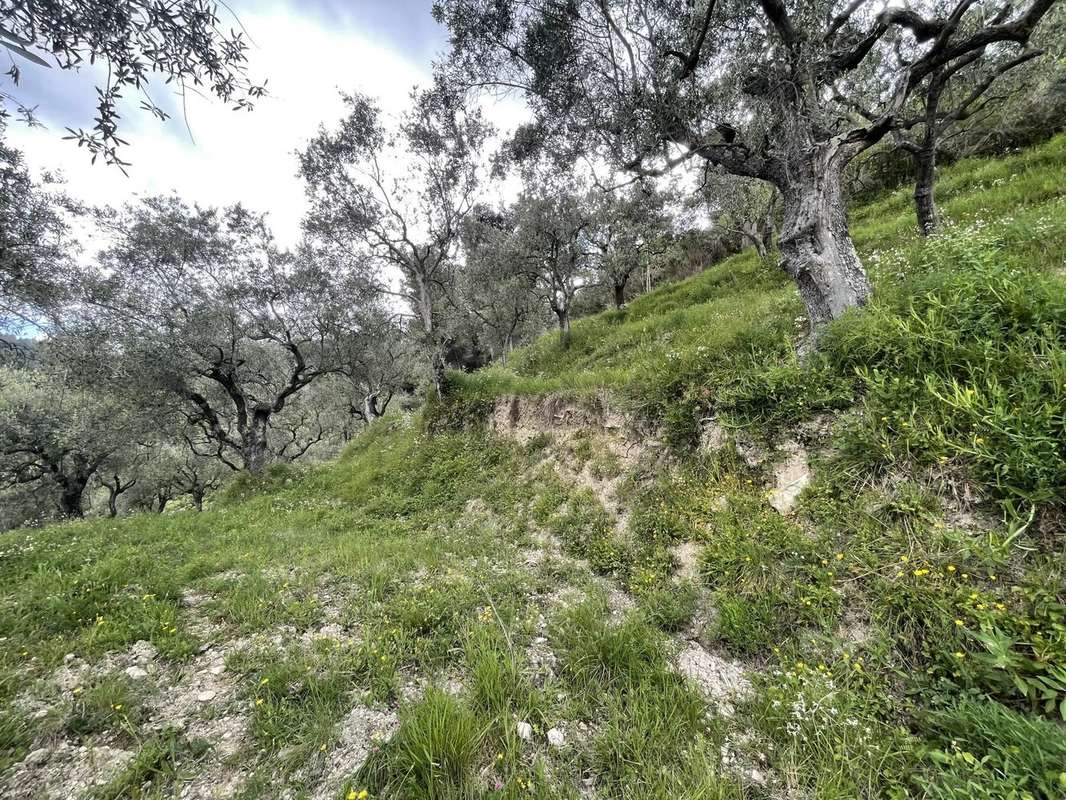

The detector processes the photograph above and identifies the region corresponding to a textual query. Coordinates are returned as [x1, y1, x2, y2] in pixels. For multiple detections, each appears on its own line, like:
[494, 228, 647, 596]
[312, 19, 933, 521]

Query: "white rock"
[546, 728, 565, 748]
[516, 721, 533, 741]
[125, 666, 148, 680]
[768, 440, 811, 515]
[25, 747, 50, 766]
[196, 690, 217, 702]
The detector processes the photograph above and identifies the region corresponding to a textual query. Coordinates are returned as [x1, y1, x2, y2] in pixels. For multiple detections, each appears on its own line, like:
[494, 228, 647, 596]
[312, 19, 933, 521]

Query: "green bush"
[359, 690, 486, 798]
[825, 223, 1066, 508]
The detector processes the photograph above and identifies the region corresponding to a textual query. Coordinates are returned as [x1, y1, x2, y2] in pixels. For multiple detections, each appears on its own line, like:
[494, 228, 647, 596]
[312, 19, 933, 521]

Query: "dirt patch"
[768, 440, 811, 515]
[676, 641, 751, 715]
[671, 541, 703, 582]
[3, 739, 135, 799]
[310, 705, 399, 800]
[491, 394, 663, 469]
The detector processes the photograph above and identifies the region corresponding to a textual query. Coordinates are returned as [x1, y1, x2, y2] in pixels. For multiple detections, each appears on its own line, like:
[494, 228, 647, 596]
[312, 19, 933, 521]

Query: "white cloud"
[5, 2, 436, 247]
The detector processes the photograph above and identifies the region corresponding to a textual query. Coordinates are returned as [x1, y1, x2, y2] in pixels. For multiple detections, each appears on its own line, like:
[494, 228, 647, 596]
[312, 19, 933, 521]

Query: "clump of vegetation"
[2, 130, 1065, 798]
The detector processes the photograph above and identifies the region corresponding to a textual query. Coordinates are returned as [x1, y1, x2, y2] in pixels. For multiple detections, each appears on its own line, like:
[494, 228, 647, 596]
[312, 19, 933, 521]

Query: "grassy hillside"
[2, 138, 1065, 800]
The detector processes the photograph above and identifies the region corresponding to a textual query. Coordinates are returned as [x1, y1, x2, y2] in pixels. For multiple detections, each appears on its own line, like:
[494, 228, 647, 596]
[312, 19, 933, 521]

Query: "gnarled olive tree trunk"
[241, 410, 271, 475]
[776, 145, 872, 332]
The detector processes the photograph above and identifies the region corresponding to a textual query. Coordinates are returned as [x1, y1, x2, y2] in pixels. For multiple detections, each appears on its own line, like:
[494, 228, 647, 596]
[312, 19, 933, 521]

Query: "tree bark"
[430, 349, 447, 399]
[776, 150, 872, 333]
[555, 307, 571, 348]
[363, 393, 383, 421]
[191, 488, 205, 512]
[58, 478, 86, 517]
[613, 280, 627, 309]
[242, 410, 271, 475]
[914, 138, 939, 235]
[107, 488, 119, 518]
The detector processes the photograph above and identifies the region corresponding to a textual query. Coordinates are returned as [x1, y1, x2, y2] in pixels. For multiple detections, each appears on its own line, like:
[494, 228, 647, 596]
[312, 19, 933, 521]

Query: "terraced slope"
[1, 137, 1065, 800]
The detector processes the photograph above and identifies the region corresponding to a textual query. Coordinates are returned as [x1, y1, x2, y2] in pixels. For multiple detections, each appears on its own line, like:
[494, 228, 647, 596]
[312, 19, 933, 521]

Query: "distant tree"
[299, 85, 490, 396]
[436, 0, 1058, 333]
[338, 310, 415, 424]
[0, 364, 132, 517]
[0, 1, 265, 169]
[587, 187, 671, 309]
[891, 47, 1046, 234]
[175, 448, 225, 511]
[508, 189, 595, 347]
[460, 205, 545, 360]
[84, 197, 355, 474]
[95, 445, 146, 517]
[697, 172, 778, 262]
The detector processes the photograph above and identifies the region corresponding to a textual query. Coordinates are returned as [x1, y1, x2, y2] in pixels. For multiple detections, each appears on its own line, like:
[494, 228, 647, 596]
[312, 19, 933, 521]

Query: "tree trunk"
[156, 495, 169, 514]
[59, 479, 86, 517]
[430, 350, 447, 399]
[613, 280, 626, 309]
[242, 410, 271, 474]
[555, 308, 571, 348]
[107, 488, 119, 518]
[742, 226, 769, 260]
[191, 488, 205, 512]
[760, 188, 778, 257]
[914, 142, 939, 235]
[363, 393, 383, 421]
[777, 152, 872, 333]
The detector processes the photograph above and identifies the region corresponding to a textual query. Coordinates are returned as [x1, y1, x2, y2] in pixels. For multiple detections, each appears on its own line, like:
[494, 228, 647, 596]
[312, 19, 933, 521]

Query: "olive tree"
[299, 86, 490, 396]
[460, 205, 547, 360]
[436, 0, 1058, 333]
[0, 364, 132, 517]
[508, 189, 596, 347]
[0, 136, 77, 339]
[891, 46, 1046, 233]
[587, 186, 671, 309]
[85, 197, 354, 474]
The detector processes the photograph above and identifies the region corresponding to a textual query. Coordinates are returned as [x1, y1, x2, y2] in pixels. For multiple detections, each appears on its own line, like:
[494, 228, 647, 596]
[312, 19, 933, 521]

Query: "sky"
[1, 0, 512, 247]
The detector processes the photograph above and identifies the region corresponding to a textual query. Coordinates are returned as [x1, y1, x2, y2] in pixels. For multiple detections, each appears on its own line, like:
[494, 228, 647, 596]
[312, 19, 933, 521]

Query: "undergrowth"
[1, 136, 1065, 799]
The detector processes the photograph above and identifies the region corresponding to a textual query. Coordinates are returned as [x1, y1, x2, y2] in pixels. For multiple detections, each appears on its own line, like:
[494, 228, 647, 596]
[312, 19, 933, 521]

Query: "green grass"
[2, 136, 1066, 798]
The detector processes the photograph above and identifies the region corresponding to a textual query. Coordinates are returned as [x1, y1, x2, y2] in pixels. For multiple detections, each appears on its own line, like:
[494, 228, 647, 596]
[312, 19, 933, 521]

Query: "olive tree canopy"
[435, 0, 1058, 332]
[0, 1, 265, 169]
[299, 86, 490, 397]
[83, 197, 366, 474]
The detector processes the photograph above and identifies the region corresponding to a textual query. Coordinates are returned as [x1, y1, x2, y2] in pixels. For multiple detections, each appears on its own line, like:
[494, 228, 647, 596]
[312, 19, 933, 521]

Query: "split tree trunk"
[914, 142, 939, 235]
[58, 479, 87, 517]
[363, 393, 384, 421]
[777, 149, 872, 333]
